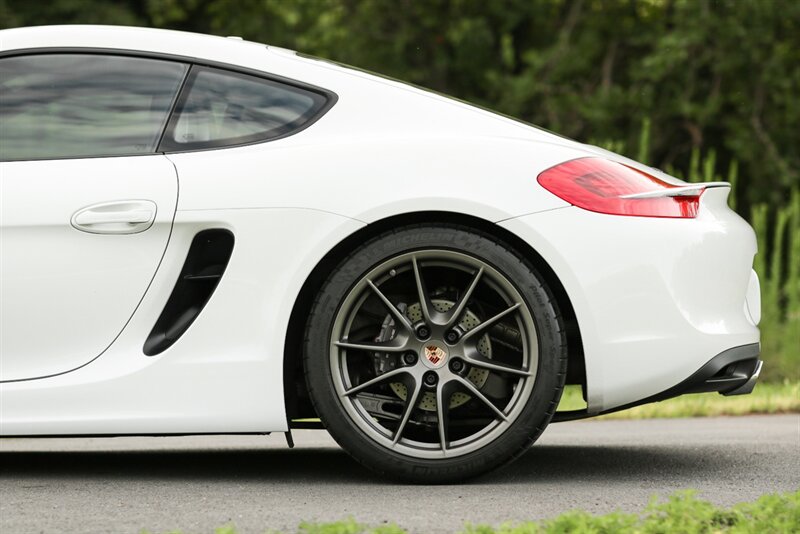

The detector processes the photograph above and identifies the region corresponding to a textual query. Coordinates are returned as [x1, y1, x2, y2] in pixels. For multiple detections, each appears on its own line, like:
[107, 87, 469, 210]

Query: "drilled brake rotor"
[390, 299, 491, 411]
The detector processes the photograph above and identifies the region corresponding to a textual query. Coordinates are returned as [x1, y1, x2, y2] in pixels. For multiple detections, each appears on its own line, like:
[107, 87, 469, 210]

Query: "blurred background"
[2, 0, 797, 383]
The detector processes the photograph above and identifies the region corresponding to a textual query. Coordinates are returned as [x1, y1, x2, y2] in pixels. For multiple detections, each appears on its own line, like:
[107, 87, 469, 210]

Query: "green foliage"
[296, 518, 405, 534]
[751, 189, 800, 382]
[143, 490, 800, 533]
[462, 490, 800, 534]
[298, 518, 365, 534]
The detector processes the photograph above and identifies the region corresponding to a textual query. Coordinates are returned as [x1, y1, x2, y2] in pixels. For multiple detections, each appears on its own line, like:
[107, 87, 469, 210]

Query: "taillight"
[537, 158, 703, 218]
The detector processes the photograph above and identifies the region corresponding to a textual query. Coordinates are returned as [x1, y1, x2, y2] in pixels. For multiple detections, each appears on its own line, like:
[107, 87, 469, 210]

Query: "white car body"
[0, 25, 760, 438]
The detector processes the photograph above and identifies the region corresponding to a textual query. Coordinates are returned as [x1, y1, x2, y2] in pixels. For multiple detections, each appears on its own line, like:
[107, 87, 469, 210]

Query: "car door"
[0, 53, 187, 381]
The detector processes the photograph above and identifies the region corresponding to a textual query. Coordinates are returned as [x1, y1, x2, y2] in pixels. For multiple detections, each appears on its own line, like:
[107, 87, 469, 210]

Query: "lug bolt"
[415, 324, 431, 339]
[445, 330, 460, 343]
[403, 352, 417, 365]
[423, 372, 438, 386]
[450, 359, 464, 373]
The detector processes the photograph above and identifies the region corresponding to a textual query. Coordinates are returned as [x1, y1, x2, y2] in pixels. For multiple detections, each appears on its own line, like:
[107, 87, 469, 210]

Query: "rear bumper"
[500, 186, 760, 412]
[554, 343, 762, 421]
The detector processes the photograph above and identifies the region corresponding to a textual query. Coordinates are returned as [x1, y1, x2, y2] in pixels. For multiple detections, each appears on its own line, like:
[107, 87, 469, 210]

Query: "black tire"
[303, 224, 567, 483]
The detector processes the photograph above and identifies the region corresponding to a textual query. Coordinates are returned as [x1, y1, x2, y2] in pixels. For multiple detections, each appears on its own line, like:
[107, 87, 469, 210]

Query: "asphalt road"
[1, 415, 798, 534]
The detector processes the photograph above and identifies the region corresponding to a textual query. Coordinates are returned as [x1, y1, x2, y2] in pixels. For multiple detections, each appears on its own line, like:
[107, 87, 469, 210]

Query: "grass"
[462, 490, 800, 534]
[751, 189, 800, 383]
[555, 382, 800, 419]
[148, 489, 800, 533]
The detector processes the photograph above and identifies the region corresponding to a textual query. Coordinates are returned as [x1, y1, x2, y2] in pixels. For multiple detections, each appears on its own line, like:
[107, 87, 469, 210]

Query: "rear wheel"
[304, 225, 566, 482]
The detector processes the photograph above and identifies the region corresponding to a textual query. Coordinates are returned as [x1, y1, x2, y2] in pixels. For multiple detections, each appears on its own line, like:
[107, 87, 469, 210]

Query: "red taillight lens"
[537, 158, 702, 218]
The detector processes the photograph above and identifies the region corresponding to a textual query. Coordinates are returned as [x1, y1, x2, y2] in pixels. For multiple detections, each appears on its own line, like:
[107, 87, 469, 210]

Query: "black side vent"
[144, 229, 234, 356]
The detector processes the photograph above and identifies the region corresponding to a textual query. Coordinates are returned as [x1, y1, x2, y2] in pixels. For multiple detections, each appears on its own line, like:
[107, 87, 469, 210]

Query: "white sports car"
[0, 25, 762, 482]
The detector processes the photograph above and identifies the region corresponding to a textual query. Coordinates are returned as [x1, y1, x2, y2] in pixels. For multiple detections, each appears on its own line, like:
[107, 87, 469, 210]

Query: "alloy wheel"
[329, 250, 539, 459]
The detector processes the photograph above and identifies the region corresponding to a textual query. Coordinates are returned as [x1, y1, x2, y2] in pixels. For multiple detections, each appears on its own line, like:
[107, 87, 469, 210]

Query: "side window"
[160, 67, 329, 151]
[0, 54, 188, 162]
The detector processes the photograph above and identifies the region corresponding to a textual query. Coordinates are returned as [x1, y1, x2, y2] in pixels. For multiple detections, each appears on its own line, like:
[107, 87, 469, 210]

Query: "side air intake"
[143, 229, 234, 356]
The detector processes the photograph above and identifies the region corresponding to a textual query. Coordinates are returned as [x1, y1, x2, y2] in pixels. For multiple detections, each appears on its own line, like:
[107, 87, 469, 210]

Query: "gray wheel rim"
[329, 249, 539, 459]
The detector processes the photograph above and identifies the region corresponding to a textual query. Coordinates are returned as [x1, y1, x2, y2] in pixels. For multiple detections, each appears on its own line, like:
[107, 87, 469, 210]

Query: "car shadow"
[483, 444, 730, 485]
[0, 443, 730, 486]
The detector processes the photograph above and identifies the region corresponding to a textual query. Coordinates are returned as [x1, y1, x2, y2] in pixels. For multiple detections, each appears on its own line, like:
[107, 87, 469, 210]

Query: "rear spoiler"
[621, 181, 730, 199]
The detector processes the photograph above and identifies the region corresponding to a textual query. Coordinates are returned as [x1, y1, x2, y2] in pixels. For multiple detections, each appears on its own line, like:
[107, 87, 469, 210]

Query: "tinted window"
[160, 67, 329, 151]
[0, 54, 187, 161]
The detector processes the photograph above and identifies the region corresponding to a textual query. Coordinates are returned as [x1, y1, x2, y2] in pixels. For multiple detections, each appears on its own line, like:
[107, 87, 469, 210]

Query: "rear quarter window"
[159, 66, 330, 152]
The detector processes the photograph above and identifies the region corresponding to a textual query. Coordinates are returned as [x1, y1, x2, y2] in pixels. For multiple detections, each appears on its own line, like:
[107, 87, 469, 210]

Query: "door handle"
[71, 200, 157, 235]
[74, 209, 153, 225]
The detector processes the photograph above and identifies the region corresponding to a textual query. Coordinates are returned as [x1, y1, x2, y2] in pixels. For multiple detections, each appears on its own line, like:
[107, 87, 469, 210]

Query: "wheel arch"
[282, 211, 586, 422]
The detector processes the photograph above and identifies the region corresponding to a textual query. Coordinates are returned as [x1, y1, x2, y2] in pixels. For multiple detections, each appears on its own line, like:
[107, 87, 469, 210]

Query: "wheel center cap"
[422, 343, 448, 369]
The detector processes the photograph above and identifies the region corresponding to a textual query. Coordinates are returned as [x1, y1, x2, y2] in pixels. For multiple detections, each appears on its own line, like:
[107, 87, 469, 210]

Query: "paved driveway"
[1, 415, 798, 533]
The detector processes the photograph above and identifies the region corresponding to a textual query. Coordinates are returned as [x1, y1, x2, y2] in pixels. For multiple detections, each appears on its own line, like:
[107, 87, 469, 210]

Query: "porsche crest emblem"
[425, 345, 447, 366]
